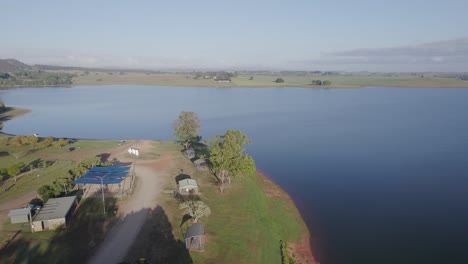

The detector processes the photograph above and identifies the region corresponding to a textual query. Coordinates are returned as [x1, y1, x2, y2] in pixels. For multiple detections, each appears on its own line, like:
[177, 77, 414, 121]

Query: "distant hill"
[0, 58, 32, 72]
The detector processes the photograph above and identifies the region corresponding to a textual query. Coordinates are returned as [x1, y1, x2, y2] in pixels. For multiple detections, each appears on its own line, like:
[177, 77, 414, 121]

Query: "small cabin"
[193, 159, 207, 171]
[178, 179, 199, 195]
[31, 196, 77, 232]
[183, 149, 195, 159]
[185, 223, 205, 251]
[8, 208, 31, 224]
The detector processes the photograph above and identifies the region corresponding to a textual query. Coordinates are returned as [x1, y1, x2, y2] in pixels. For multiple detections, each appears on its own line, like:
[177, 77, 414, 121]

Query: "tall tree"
[207, 130, 256, 192]
[179, 200, 211, 223]
[173, 111, 201, 150]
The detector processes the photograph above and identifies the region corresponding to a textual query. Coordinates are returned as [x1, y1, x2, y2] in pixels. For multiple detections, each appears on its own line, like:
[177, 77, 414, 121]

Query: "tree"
[323, 80, 332, 85]
[27, 135, 39, 146]
[179, 200, 211, 223]
[249, 76, 254, 80]
[41, 136, 54, 147]
[0, 101, 6, 112]
[275, 78, 285, 83]
[173, 111, 201, 150]
[13, 135, 26, 146]
[207, 130, 256, 192]
[38, 185, 54, 203]
[55, 138, 68, 147]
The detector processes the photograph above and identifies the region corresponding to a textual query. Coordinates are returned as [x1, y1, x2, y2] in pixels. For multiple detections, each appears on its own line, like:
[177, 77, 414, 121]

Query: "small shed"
[183, 149, 195, 159]
[185, 223, 205, 250]
[178, 179, 199, 195]
[31, 196, 77, 232]
[8, 208, 31, 224]
[193, 159, 207, 171]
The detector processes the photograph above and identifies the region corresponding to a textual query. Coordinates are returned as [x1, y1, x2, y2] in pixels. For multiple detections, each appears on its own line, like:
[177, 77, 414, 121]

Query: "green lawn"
[0, 139, 122, 203]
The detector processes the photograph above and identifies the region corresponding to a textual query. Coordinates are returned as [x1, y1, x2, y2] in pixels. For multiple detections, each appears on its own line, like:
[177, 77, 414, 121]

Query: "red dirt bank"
[257, 170, 317, 264]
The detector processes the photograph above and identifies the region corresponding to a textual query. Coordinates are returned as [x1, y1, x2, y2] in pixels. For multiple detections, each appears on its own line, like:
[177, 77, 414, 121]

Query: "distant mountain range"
[0, 58, 32, 72]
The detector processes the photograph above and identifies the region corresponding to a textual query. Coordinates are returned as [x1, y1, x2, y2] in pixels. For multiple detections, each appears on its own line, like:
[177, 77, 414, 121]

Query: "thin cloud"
[0, 49, 250, 70]
[294, 38, 468, 72]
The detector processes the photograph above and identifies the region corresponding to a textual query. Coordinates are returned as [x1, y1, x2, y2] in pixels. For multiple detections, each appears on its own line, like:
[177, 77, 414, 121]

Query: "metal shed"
[183, 149, 195, 159]
[8, 208, 31, 224]
[31, 196, 77, 232]
[185, 223, 205, 250]
[193, 159, 207, 171]
[178, 179, 199, 195]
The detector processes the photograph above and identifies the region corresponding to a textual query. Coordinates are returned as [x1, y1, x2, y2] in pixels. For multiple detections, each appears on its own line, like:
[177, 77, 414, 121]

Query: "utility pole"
[97, 176, 106, 215]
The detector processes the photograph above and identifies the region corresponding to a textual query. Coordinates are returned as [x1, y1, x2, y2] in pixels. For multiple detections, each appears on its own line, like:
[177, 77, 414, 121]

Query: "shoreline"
[3, 82, 468, 89]
[256, 170, 317, 264]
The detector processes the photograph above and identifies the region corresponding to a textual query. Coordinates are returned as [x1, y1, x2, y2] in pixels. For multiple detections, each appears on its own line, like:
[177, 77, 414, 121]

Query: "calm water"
[2, 85, 468, 264]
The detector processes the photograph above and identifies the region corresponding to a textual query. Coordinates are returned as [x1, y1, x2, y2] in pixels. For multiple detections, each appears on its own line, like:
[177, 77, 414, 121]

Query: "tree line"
[193, 71, 237, 81]
[0, 134, 69, 148]
[274, 78, 332, 85]
[0, 70, 74, 86]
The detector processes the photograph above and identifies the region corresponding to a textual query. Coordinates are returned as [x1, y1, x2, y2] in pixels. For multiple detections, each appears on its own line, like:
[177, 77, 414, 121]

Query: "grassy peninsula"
[0, 107, 314, 263]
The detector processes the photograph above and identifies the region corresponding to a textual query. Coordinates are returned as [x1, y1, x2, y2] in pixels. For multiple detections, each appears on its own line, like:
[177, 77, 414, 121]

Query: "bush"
[41, 136, 54, 147]
[275, 78, 285, 83]
[38, 185, 54, 203]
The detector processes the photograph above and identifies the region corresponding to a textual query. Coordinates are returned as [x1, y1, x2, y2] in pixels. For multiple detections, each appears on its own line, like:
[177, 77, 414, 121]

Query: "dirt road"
[88, 142, 166, 264]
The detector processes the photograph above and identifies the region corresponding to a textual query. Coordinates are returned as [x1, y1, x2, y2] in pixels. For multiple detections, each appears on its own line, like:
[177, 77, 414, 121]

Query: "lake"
[1, 85, 468, 264]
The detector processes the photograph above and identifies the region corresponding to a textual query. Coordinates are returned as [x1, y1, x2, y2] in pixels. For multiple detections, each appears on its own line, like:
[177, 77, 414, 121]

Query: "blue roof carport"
[73, 166, 131, 185]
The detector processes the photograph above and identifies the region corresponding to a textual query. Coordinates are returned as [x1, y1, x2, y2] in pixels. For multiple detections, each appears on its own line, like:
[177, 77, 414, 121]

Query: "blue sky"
[2, 0, 468, 71]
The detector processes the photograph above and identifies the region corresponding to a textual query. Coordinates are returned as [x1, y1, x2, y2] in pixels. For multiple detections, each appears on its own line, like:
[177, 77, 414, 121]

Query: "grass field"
[0, 139, 121, 204]
[64, 70, 468, 88]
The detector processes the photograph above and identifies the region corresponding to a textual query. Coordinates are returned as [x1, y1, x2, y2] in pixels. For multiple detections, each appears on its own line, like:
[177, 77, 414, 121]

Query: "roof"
[193, 159, 206, 166]
[185, 223, 205, 239]
[33, 196, 76, 221]
[8, 208, 30, 217]
[73, 165, 131, 185]
[178, 179, 198, 188]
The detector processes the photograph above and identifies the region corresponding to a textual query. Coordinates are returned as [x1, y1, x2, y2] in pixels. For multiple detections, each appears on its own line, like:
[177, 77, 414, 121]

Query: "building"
[193, 159, 207, 171]
[31, 196, 77, 232]
[8, 208, 31, 224]
[185, 223, 205, 250]
[178, 179, 199, 195]
[183, 149, 195, 159]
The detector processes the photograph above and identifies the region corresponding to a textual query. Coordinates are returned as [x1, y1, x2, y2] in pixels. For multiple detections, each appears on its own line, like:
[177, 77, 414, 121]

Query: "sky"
[1, 0, 468, 72]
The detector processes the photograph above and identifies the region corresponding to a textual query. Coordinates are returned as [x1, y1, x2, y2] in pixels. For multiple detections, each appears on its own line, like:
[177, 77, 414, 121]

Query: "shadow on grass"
[0, 201, 192, 264]
[0, 198, 118, 264]
[123, 206, 192, 264]
[96, 153, 111, 163]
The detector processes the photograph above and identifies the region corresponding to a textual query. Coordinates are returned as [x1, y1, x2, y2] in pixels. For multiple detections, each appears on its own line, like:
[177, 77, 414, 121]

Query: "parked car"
[67, 147, 76, 152]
